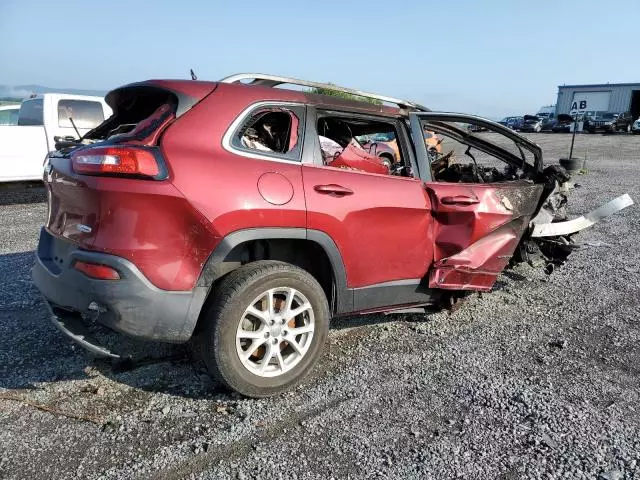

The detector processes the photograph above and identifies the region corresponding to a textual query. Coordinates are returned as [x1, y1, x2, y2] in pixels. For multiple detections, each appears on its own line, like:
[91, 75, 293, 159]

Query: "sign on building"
[570, 91, 611, 114]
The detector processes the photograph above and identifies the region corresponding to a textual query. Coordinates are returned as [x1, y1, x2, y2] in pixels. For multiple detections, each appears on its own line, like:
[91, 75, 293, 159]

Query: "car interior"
[316, 115, 409, 176]
[238, 109, 298, 154]
[421, 120, 534, 184]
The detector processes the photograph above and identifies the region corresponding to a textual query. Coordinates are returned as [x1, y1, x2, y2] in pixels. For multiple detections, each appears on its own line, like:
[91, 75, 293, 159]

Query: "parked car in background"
[536, 105, 555, 118]
[498, 116, 523, 130]
[632, 117, 640, 134]
[610, 112, 634, 133]
[357, 131, 400, 168]
[551, 113, 575, 133]
[519, 115, 543, 133]
[583, 111, 617, 133]
[0, 104, 20, 125]
[537, 112, 556, 131]
[0, 94, 111, 182]
[468, 123, 487, 132]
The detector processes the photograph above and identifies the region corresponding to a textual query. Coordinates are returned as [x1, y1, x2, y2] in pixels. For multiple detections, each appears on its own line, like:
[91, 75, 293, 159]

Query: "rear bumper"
[32, 228, 208, 344]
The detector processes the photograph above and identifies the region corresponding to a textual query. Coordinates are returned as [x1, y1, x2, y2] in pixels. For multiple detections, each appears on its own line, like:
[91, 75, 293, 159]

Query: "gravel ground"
[0, 133, 639, 480]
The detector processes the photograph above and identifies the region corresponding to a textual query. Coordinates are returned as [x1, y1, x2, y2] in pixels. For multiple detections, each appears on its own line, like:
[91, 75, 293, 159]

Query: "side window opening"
[233, 107, 303, 160]
[421, 120, 535, 184]
[316, 114, 409, 177]
[17, 99, 44, 126]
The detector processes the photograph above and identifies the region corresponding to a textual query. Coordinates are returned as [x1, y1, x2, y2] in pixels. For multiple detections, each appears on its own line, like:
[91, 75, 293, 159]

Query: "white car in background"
[0, 104, 20, 125]
[0, 93, 112, 182]
[632, 117, 640, 135]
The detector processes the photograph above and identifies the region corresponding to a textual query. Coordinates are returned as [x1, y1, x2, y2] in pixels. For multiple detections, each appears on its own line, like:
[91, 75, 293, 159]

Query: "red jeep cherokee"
[33, 73, 633, 397]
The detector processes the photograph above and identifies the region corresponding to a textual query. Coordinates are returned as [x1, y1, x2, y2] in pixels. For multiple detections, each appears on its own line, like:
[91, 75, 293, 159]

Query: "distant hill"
[0, 84, 106, 102]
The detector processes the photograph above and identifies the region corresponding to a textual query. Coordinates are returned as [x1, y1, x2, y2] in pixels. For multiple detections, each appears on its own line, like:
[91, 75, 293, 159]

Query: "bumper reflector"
[74, 261, 121, 280]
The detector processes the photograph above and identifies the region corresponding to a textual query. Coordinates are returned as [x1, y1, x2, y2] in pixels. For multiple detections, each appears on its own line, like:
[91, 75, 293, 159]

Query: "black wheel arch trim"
[196, 228, 352, 314]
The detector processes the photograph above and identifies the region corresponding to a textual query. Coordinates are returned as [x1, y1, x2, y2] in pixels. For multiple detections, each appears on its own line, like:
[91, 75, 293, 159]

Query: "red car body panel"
[426, 182, 544, 290]
[161, 83, 308, 236]
[45, 161, 217, 291]
[302, 165, 433, 288]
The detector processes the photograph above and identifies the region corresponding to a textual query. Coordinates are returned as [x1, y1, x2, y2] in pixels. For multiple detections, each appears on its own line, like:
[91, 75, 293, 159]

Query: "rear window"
[57, 100, 105, 129]
[0, 107, 19, 125]
[84, 87, 180, 142]
[18, 99, 44, 126]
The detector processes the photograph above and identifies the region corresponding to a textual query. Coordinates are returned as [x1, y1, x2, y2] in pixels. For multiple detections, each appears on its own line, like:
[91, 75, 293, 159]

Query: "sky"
[2, 0, 640, 118]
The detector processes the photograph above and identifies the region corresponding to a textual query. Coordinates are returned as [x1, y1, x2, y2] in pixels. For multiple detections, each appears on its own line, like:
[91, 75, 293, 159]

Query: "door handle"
[314, 184, 353, 196]
[440, 195, 479, 205]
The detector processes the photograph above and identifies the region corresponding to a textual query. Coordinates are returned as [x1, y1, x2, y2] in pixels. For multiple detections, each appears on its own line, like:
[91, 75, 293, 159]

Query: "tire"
[378, 153, 394, 171]
[200, 260, 330, 398]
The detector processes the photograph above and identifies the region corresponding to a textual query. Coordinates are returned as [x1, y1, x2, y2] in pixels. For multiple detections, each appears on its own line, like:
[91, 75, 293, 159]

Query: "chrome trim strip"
[352, 278, 422, 290]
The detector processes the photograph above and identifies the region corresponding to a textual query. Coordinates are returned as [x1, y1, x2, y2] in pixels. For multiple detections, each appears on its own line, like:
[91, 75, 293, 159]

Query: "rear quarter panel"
[161, 84, 309, 236]
[45, 157, 218, 291]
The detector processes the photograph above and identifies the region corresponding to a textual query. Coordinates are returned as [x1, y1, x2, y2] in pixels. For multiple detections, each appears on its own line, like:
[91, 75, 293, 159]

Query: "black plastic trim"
[33, 228, 204, 343]
[196, 227, 352, 314]
[43, 298, 121, 358]
[352, 278, 441, 311]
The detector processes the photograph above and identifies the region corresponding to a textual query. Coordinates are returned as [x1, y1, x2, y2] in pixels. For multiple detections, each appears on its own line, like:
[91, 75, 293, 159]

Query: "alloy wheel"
[235, 287, 315, 378]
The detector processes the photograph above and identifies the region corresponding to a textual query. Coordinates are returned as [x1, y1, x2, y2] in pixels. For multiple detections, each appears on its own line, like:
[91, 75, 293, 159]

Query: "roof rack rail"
[220, 73, 429, 112]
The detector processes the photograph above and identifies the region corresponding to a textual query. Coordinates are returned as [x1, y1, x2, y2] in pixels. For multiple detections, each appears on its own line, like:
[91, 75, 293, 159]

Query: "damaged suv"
[33, 74, 634, 397]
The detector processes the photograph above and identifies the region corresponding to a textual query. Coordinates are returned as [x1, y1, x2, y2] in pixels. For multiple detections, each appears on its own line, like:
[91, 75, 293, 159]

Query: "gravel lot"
[1, 133, 639, 480]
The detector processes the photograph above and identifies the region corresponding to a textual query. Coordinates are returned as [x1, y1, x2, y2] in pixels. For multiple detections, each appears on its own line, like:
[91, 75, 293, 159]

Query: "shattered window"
[421, 120, 535, 184]
[316, 114, 409, 177]
[232, 106, 304, 161]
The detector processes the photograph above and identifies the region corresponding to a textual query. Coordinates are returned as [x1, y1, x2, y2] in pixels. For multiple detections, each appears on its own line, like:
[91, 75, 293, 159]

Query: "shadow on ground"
[0, 250, 459, 400]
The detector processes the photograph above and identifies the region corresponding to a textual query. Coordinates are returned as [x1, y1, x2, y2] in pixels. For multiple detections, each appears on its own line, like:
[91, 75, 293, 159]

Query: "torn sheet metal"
[530, 194, 634, 238]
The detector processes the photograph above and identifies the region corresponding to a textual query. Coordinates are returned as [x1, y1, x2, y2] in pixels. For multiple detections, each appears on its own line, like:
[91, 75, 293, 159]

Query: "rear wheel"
[200, 261, 329, 397]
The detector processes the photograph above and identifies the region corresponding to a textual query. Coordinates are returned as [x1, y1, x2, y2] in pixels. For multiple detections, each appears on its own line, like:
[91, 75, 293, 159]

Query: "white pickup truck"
[0, 93, 112, 182]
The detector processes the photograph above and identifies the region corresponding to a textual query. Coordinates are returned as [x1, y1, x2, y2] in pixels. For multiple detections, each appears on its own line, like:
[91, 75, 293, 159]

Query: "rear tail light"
[74, 261, 121, 280]
[71, 146, 162, 178]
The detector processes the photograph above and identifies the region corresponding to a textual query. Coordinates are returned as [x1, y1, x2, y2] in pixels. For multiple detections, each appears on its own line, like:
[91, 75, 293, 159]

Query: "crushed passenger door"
[408, 112, 547, 291]
[425, 182, 542, 290]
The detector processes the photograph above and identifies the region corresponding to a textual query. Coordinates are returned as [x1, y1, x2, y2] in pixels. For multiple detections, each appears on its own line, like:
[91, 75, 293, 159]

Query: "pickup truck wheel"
[201, 261, 329, 398]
